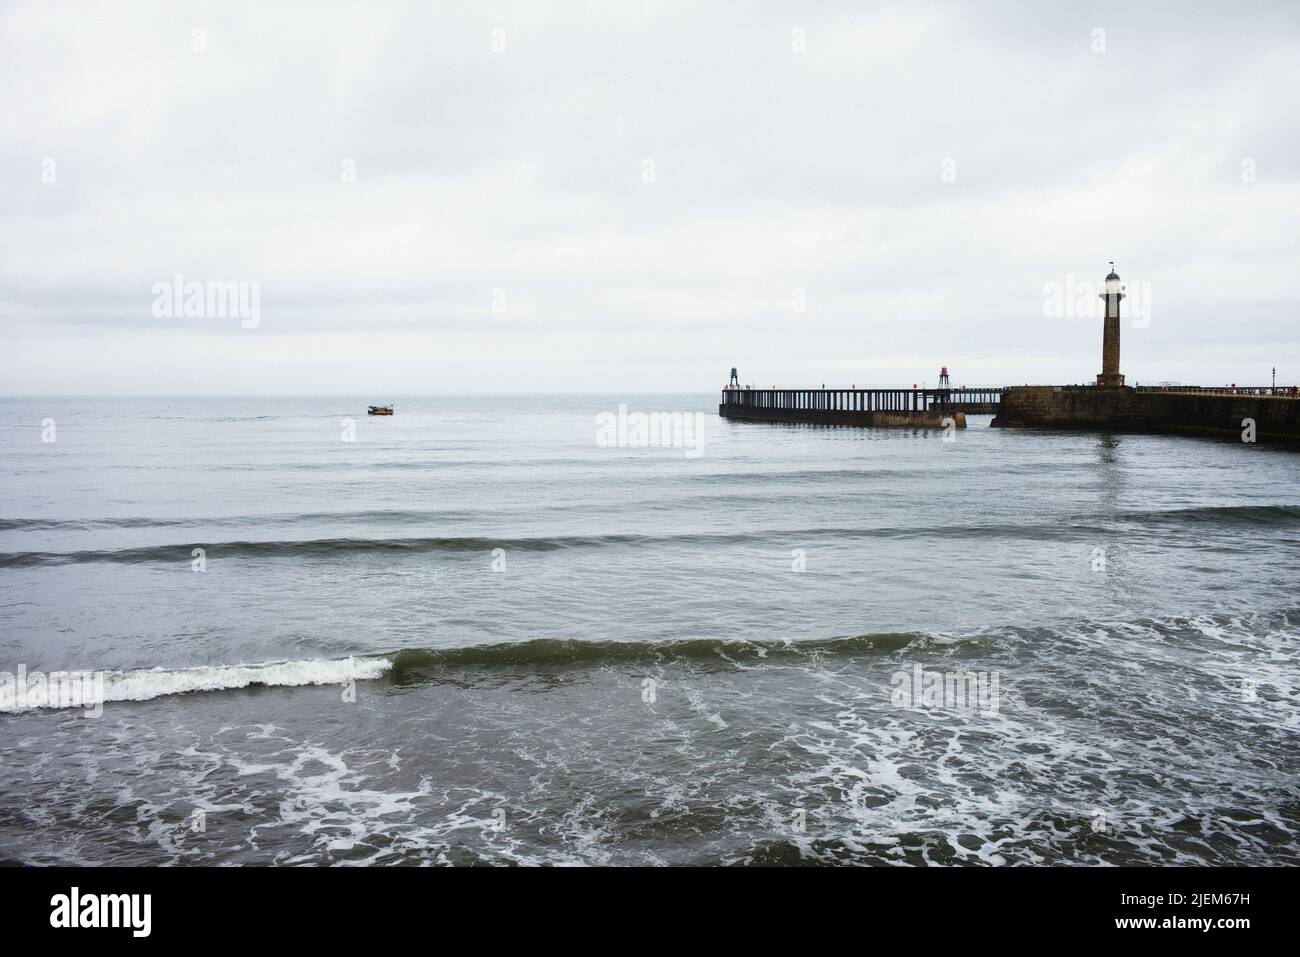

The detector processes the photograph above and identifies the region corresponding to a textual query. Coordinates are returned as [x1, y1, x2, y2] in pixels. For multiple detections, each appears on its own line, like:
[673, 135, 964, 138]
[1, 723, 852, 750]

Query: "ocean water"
[0, 395, 1296, 866]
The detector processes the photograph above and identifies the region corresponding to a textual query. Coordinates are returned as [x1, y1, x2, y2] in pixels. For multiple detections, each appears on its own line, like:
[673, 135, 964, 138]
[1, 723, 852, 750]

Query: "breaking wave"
[4, 631, 949, 711]
[2, 656, 393, 712]
[10, 608, 1297, 712]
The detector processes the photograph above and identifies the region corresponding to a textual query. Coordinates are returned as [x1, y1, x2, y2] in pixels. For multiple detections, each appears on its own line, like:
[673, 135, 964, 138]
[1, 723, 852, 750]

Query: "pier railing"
[720, 386, 1004, 412]
[1134, 385, 1298, 398]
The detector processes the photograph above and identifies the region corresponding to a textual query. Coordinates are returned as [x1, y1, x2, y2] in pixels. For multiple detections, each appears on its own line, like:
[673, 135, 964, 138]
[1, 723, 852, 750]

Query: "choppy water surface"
[0, 396, 1296, 865]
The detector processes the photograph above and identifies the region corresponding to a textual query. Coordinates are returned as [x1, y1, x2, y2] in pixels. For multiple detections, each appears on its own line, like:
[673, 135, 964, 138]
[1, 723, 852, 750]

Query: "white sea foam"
[46, 656, 393, 710]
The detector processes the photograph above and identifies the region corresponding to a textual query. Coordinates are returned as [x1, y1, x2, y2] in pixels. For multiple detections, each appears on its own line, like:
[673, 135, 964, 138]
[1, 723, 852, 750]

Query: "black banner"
[0, 865, 1282, 943]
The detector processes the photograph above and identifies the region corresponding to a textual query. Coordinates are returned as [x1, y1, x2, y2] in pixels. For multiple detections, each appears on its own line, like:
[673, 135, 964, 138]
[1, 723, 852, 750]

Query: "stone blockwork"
[992, 386, 1300, 441]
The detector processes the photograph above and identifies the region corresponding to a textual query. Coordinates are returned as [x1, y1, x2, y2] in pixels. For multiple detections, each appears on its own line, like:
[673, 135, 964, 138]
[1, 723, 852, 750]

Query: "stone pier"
[992, 386, 1300, 442]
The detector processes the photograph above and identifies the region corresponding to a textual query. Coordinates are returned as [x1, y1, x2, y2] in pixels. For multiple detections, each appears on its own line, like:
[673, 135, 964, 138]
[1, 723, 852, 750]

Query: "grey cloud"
[1, 0, 1297, 394]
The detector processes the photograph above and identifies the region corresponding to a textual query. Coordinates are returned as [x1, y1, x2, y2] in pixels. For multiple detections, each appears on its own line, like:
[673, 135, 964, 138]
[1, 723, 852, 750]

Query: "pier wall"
[992, 386, 1300, 441]
[719, 405, 965, 430]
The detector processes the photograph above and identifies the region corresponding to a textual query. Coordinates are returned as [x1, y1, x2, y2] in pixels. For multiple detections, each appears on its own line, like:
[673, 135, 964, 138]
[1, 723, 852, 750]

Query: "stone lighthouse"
[1096, 262, 1125, 387]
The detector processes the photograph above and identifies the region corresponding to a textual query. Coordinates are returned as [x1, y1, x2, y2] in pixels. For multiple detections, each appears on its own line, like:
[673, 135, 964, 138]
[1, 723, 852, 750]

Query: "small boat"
[367, 405, 395, 415]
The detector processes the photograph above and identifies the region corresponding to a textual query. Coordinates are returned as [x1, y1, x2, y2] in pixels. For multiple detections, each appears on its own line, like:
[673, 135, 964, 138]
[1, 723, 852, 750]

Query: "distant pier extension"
[719, 386, 1003, 430]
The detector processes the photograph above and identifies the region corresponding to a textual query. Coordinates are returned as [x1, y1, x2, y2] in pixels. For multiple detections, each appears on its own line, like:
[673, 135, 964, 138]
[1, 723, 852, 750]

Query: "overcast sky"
[2, 0, 1297, 394]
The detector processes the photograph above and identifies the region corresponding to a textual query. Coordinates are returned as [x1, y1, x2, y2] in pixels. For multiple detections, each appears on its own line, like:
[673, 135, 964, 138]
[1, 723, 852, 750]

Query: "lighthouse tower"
[1096, 263, 1126, 387]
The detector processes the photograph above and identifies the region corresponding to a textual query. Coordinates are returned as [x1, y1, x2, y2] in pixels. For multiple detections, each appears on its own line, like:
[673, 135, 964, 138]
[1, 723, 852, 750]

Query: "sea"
[0, 395, 1296, 865]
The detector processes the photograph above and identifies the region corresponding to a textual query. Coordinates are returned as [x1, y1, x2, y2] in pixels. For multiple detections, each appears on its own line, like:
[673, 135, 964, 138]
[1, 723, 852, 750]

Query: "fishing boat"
[367, 405, 395, 415]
